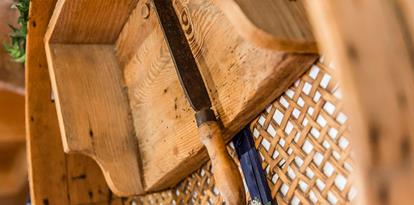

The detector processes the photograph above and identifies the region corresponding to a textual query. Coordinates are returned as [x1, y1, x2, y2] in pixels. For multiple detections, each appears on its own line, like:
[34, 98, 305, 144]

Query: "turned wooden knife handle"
[198, 121, 246, 205]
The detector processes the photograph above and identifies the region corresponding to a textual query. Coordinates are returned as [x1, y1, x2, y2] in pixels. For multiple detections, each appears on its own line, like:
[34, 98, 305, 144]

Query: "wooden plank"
[65, 154, 121, 205]
[45, 44, 143, 195]
[117, 0, 318, 191]
[26, 1, 70, 203]
[27, 0, 130, 204]
[305, 1, 414, 204]
[47, 0, 139, 44]
[212, 0, 316, 52]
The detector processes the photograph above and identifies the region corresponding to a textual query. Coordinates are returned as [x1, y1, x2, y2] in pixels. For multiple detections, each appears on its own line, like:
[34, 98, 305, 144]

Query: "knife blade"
[152, 0, 246, 204]
[153, 0, 210, 112]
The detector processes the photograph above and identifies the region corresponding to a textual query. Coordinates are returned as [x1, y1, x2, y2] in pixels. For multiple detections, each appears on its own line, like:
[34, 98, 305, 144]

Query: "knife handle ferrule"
[195, 108, 216, 127]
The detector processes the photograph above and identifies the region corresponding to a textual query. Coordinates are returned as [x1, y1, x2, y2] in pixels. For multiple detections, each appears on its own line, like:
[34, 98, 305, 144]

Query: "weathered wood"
[45, 44, 143, 195]
[118, 0, 317, 191]
[213, 0, 317, 52]
[27, 1, 71, 203]
[27, 0, 130, 204]
[45, 0, 144, 196]
[47, 0, 139, 43]
[305, 1, 414, 204]
[45, 0, 317, 195]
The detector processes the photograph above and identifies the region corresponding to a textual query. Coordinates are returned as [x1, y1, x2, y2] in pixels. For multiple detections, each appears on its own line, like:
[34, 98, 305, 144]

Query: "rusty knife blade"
[153, 0, 211, 112]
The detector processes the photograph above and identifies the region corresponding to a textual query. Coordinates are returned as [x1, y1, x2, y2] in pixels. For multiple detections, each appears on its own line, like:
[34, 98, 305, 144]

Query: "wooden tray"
[45, 0, 318, 196]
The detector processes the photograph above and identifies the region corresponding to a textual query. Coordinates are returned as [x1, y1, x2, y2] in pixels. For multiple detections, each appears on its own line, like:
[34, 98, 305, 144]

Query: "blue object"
[233, 127, 274, 204]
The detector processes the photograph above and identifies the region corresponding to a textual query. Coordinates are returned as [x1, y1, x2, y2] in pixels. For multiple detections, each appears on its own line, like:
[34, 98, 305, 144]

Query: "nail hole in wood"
[401, 136, 411, 162]
[369, 123, 380, 165]
[89, 129, 94, 138]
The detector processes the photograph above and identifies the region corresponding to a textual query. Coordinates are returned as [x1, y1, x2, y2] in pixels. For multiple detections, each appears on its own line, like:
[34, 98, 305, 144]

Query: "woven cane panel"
[128, 161, 226, 205]
[251, 57, 357, 205]
[129, 57, 357, 205]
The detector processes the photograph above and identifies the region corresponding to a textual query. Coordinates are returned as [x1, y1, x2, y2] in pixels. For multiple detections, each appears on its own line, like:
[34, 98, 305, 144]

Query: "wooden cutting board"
[45, 0, 318, 195]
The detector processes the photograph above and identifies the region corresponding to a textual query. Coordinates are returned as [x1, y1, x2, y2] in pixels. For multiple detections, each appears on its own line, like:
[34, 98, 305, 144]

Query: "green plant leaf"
[3, 0, 29, 63]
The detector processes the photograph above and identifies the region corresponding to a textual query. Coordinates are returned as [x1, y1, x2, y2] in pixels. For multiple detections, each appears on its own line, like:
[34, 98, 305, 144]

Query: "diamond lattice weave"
[129, 57, 357, 205]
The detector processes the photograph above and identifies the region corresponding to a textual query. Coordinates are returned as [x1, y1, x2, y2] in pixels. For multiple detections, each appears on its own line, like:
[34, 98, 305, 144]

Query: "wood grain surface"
[45, 0, 317, 194]
[305, 1, 414, 204]
[47, 0, 139, 44]
[117, 0, 317, 191]
[45, 44, 143, 195]
[212, 0, 316, 52]
[27, 0, 134, 204]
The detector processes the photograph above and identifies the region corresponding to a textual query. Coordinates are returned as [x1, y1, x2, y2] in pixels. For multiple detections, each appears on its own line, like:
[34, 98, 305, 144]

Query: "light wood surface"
[26, 2, 71, 203]
[118, 0, 317, 191]
[198, 121, 245, 205]
[27, 1, 134, 204]
[45, 44, 143, 195]
[45, 0, 317, 195]
[47, 0, 139, 44]
[212, 0, 316, 52]
[305, 1, 414, 204]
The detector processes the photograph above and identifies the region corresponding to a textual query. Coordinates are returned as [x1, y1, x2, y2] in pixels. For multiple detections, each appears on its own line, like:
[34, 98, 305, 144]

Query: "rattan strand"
[129, 57, 357, 205]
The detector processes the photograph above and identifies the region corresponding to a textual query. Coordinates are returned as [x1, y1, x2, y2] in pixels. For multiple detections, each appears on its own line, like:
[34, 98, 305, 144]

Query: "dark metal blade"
[153, 0, 211, 111]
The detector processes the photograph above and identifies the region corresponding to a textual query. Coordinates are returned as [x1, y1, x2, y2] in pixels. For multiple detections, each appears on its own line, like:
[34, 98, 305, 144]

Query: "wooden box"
[45, 0, 317, 196]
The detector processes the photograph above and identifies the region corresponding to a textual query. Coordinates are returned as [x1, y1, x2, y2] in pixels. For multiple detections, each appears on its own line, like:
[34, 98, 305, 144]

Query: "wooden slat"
[27, 0, 131, 204]
[305, 1, 414, 204]
[117, 0, 318, 191]
[26, 1, 70, 203]
[65, 154, 120, 205]
[47, 0, 139, 44]
[212, 0, 316, 52]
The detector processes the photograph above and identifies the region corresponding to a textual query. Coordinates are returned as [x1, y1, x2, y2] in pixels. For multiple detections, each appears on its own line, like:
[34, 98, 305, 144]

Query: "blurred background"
[0, 0, 28, 204]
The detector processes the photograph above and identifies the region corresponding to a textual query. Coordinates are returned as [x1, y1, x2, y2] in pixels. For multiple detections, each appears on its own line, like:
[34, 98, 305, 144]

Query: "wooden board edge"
[44, 44, 145, 196]
[212, 0, 318, 53]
